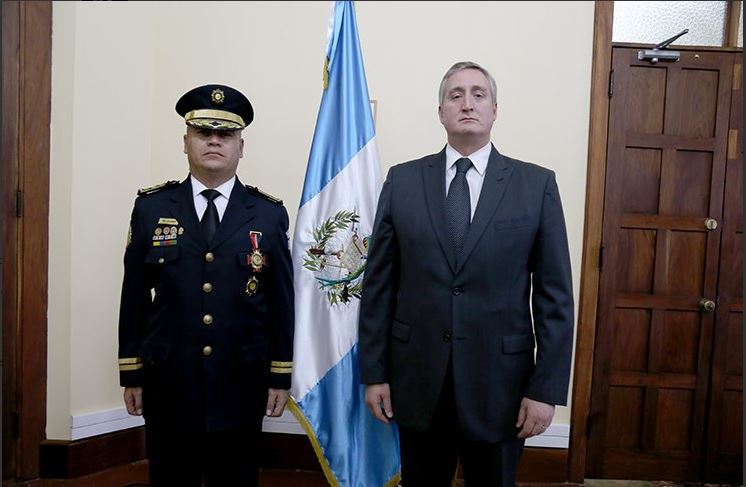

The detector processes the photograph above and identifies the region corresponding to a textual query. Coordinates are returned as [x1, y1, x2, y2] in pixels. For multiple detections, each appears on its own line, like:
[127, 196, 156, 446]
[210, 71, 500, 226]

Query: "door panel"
[704, 59, 743, 482]
[587, 47, 737, 482]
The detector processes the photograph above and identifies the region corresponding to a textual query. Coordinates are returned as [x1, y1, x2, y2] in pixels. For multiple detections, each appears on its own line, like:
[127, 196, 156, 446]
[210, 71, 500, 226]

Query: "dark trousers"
[399, 366, 525, 487]
[146, 424, 261, 487]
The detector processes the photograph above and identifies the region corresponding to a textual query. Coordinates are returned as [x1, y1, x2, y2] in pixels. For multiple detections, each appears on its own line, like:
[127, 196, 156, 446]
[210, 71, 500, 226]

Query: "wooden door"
[704, 58, 742, 483]
[587, 47, 740, 482]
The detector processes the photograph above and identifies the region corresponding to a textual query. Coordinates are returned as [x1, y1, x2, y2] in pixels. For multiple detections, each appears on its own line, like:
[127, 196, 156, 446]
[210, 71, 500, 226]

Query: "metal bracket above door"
[638, 29, 689, 63]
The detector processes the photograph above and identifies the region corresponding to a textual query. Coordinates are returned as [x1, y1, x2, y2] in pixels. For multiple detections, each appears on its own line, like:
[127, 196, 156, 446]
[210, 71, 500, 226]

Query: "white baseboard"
[71, 408, 569, 448]
[525, 424, 569, 448]
[71, 407, 145, 441]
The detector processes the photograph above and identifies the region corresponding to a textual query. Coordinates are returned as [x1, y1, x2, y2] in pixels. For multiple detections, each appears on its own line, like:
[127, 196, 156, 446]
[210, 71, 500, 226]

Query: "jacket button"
[452, 287, 463, 296]
[443, 333, 452, 342]
[205, 252, 215, 263]
[203, 346, 213, 356]
[203, 282, 213, 293]
[203, 314, 213, 325]
[157, 257, 165, 264]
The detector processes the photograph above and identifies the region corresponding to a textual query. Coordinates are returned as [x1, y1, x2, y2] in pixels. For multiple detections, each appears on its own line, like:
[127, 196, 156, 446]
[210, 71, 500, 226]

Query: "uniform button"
[203, 282, 213, 293]
[203, 346, 213, 356]
[157, 257, 165, 264]
[205, 252, 215, 263]
[443, 333, 452, 342]
[203, 314, 213, 325]
[452, 287, 463, 296]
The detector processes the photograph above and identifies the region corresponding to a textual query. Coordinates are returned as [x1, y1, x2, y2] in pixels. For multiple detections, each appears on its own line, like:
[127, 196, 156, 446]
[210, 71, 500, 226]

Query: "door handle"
[698, 298, 716, 312]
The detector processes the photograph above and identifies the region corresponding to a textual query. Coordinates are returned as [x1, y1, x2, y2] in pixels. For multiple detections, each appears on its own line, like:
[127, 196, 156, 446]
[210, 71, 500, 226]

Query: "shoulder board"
[137, 180, 180, 196]
[245, 185, 283, 205]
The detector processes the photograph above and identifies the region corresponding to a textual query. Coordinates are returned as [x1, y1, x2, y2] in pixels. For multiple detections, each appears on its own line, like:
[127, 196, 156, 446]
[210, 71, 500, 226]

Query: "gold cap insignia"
[211, 89, 225, 105]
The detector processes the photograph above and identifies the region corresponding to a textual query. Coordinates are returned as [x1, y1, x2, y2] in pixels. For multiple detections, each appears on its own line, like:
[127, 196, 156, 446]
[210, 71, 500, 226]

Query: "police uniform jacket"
[359, 146, 574, 443]
[118, 176, 294, 433]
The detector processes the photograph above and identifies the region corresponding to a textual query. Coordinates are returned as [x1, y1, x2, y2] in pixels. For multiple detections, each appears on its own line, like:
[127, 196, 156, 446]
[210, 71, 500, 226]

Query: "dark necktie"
[200, 189, 220, 243]
[445, 157, 472, 260]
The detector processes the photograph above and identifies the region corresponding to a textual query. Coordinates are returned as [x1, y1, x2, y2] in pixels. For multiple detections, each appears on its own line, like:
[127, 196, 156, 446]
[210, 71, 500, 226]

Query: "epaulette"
[137, 180, 180, 196]
[245, 185, 283, 205]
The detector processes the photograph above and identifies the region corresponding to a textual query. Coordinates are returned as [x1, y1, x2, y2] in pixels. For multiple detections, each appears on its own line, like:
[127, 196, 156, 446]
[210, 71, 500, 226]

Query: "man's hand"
[124, 387, 143, 416]
[266, 388, 289, 417]
[364, 383, 393, 424]
[516, 397, 554, 439]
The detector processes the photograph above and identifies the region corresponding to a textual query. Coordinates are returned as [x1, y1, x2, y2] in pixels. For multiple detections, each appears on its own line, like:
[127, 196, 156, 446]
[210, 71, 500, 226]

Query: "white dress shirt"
[191, 175, 236, 222]
[444, 142, 491, 221]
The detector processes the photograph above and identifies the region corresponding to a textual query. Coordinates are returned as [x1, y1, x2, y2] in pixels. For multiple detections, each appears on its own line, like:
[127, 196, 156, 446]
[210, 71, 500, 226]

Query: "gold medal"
[155, 227, 162, 236]
[250, 249, 264, 272]
[245, 276, 259, 296]
[248, 231, 266, 272]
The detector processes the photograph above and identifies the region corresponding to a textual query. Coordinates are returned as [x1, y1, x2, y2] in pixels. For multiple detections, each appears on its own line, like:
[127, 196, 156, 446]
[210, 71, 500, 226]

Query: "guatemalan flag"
[288, 2, 401, 486]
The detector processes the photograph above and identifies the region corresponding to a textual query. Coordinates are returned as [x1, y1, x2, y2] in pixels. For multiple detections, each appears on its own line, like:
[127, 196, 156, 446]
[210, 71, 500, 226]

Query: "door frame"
[1, 0, 52, 481]
[567, 1, 744, 482]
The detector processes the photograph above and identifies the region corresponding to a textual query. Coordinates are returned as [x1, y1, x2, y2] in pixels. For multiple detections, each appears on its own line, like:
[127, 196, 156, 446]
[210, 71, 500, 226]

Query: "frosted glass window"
[613, 1, 727, 47]
[739, 2, 743, 47]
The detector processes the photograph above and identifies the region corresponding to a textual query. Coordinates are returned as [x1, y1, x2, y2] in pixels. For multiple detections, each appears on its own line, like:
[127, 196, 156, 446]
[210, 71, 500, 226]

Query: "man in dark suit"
[118, 84, 294, 487]
[359, 62, 574, 486]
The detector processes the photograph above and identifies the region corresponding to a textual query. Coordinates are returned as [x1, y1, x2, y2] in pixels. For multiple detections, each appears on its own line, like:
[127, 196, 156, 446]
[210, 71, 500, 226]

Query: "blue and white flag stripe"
[299, 3, 375, 206]
[290, 2, 400, 487]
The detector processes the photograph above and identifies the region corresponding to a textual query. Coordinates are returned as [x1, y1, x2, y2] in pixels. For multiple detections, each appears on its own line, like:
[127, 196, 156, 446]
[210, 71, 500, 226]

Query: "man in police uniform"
[118, 84, 294, 487]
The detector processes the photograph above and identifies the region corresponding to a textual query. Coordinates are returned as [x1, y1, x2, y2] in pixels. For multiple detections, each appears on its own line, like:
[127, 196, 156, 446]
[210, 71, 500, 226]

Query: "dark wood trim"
[18, 1, 52, 480]
[32, 428, 568, 484]
[39, 428, 146, 479]
[567, 1, 613, 484]
[8, 461, 148, 487]
[725, 1, 742, 48]
[518, 448, 569, 483]
[19, 1, 52, 480]
[2, 0, 22, 481]
[1, 1, 52, 482]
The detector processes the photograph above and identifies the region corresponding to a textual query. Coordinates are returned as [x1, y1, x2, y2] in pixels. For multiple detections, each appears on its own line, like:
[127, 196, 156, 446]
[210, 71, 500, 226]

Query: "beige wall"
[48, 1, 594, 440]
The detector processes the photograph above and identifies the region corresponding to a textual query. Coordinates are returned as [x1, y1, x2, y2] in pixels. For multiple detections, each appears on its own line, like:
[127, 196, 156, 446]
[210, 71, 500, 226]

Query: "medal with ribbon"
[248, 231, 267, 272]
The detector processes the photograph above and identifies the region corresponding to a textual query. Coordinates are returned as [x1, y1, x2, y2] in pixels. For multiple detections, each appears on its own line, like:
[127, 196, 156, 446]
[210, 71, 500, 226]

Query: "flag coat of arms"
[289, 2, 401, 487]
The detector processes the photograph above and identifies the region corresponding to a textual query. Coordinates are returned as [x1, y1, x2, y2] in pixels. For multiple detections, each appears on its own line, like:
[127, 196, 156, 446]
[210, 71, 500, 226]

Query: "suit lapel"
[210, 178, 255, 249]
[457, 147, 513, 273]
[423, 149, 457, 274]
[167, 178, 206, 248]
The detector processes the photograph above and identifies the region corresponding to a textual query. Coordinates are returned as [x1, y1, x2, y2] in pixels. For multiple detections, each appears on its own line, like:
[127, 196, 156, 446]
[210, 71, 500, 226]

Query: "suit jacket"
[118, 176, 294, 433]
[359, 146, 574, 443]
